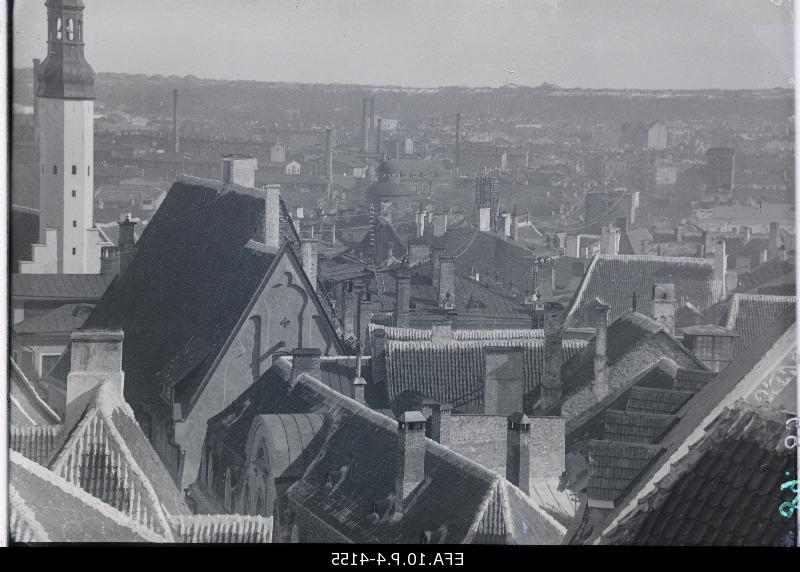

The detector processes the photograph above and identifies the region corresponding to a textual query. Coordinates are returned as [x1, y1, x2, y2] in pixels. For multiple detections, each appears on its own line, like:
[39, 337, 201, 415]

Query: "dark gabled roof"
[12, 303, 94, 335]
[736, 259, 795, 293]
[587, 441, 663, 502]
[565, 255, 723, 328]
[626, 386, 694, 415]
[672, 368, 716, 393]
[602, 404, 797, 546]
[46, 178, 333, 419]
[703, 293, 796, 355]
[11, 273, 112, 301]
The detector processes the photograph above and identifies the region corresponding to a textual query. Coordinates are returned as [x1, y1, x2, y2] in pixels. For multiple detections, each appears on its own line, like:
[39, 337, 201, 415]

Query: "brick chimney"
[541, 302, 564, 412]
[506, 413, 531, 493]
[478, 207, 492, 232]
[173, 88, 180, 154]
[484, 347, 524, 416]
[600, 226, 620, 255]
[395, 411, 427, 502]
[429, 402, 452, 446]
[431, 246, 446, 292]
[592, 300, 611, 401]
[118, 214, 137, 275]
[357, 294, 380, 345]
[675, 225, 684, 243]
[263, 185, 281, 249]
[370, 327, 387, 385]
[66, 329, 125, 430]
[438, 256, 455, 308]
[768, 222, 780, 260]
[652, 283, 676, 335]
[431, 319, 453, 345]
[714, 239, 727, 298]
[407, 239, 431, 267]
[432, 213, 448, 238]
[352, 344, 367, 405]
[221, 154, 257, 188]
[291, 347, 321, 387]
[395, 268, 411, 328]
[301, 239, 319, 291]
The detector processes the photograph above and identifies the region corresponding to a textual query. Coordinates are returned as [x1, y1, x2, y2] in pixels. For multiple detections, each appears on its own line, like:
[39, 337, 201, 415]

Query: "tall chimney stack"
[652, 284, 676, 335]
[506, 413, 531, 494]
[714, 239, 727, 298]
[395, 268, 411, 328]
[263, 185, 281, 249]
[541, 302, 564, 413]
[429, 403, 452, 446]
[361, 97, 369, 153]
[592, 300, 611, 401]
[66, 330, 125, 431]
[370, 98, 376, 151]
[118, 214, 137, 275]
[438, 256, 455, 308]
[395, 411, 427, 502]
[455, 113, 461, 173]
[325, 127, 333, 206]
[376, 118, 383, 156]
[173, 88, 180, 155]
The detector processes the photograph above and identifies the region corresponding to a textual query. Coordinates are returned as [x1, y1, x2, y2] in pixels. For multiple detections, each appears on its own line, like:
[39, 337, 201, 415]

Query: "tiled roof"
[385, 338, 587, 413]
[380, 325, 545, 342]
[12, 303, 94, 335]
[47, 177, 339, 419]
[602, 404, 797, 546]
[565, 254, 723, 328]
[625, 387, 694, 415]
[736, 260, 795, 293]
[673, 369, 716, 393]
[603, 411, 678, 444]
[49, 382, 191, 538]
[587, 440, 663, 502]
[205, 359, 565, 544]
[9, 450, 166, 543]
[722, 294, 796, 355]
[11, 273, 113, 301]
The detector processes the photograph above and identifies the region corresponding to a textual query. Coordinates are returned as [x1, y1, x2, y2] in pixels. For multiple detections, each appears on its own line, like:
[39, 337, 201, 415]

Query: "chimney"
[221, 154, 257, 188]
[714, 239, 727, 298]
[741, 226, 751, 244]
[301, 239, 319, 291]
[478, 207, 492, 232]
[432, 213, 448, 238]
[566, 235, 580, 258]
[66, 329, 125, 430]
[118, 214, 137, 275]
[395, 411, 427, 501]
[429, 403, 452, 446]
[291, 347, 321, 387]
[541, 302, 564, 413]
[455, 113, 461, 172]
[172, 89, 180, 154]
[325, 127, 333, 204]
[501, 212, 512, 239]
[600, 226, 620, 255]
[768, 222, 780, 260]
[438, 256, 455, 308]
[484, 347, 524, 416]
[414, 210, 426, 238]
[431, 319, 453, 345]
[407, 239, 431, 267]
[631, 291, 638, 312]
[431, 246, 446, 292]
[263, 185, 281, 249]
[592, 300, 611, 401]
[352, 344, 367, 405]
[652, 283, 676, 335]
[357, 294, 380, 345]
[395, 269, 411, 328]
[371, 327, 387, 385]
[376, 118, 383, 155]
[528, 416, 566, 481]
[370, 98, 376, 151]
[395, 138, 401, 160]
[534, 261, 555, 298]
[506, 413, 531, 494]
[361, 97, 369, 153]
[702, 231, 713, 257]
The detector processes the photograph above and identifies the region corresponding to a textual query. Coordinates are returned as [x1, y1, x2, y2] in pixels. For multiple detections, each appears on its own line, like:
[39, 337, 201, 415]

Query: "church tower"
[24, 0, 101, 274]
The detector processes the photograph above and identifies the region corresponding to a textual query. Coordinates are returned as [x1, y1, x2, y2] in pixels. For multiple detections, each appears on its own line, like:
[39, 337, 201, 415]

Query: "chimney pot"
[506, 412, 531, 493]
[291, 347, 321, 386]
[396, 411, 427, 502]
[429, 402, 452, 445]
[652, 283, 676, 335]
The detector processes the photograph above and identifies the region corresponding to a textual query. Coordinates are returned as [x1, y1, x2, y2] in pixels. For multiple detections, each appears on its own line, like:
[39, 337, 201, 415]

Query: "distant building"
[705, 147, 735, 197]
[647, 122, 669, 150]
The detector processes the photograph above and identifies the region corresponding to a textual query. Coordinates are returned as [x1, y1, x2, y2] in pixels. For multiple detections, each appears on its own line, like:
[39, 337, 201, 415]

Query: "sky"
[11, 0, 796, 89]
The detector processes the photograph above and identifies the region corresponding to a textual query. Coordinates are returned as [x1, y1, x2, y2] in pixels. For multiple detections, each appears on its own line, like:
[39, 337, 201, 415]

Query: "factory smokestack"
[325, 127, 334, 206]
[455, 113, 461, 173]
[361, 97, 369, 153]
[173, 88, 180, 155]
[376, 118, 382, 156]
[370, 98, 376, 152]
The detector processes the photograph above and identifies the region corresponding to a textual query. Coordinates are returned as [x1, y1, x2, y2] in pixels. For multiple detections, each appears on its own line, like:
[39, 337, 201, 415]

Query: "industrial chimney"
[455, 113, 461, 172]
[361, 97, 369, 153]
[173, 88, 180, 155]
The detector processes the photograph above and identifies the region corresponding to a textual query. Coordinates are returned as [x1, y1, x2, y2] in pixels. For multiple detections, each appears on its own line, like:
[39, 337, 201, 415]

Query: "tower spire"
[38, 0, 95, 100]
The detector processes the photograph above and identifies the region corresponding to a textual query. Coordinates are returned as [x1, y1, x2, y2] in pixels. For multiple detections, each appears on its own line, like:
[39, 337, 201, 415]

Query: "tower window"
[72, 248, 76, 255]
[67, 18, 74, 41]
[72, 165, 77, 175]
[53, 165, 58, 174]
[56, 17, 62, 40]
[71, 190, 76, 197]
[72, 220, 77, 228]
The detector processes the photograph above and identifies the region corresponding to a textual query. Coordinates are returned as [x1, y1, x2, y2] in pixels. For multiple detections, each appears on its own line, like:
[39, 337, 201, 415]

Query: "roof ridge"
[596, 253, 714, 266]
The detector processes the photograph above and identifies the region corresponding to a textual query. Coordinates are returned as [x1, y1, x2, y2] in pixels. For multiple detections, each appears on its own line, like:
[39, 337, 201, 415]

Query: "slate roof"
[565, 254, 723, 328]
[602, 404, 797, 546]
[736, 260, 794, 294]
[205, 358, 565, 544]
[11, 273, 113, 301]
[13, 303, 94, 335]
[47, 177, 340, 420]
[384, 338, 587, 413]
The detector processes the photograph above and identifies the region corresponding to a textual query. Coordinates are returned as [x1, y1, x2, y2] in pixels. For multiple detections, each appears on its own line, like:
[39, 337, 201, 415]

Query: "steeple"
[38, 0, 95, 99]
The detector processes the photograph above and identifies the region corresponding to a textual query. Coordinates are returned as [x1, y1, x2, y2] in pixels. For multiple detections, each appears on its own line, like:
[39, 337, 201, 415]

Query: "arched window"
[77, 20, 82, 41]
[66, 18, 74, 41]
[56, 17, 62, 40]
